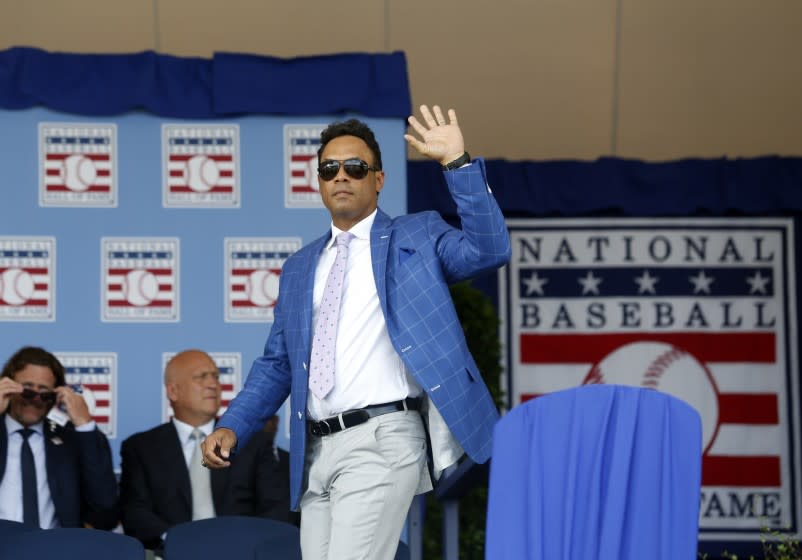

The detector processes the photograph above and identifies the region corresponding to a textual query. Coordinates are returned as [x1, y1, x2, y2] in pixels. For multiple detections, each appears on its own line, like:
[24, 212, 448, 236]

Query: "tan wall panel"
[0, 0, 155, 52]
[617, 0, 802, 159]
[389, 0, 618, 161]
[3, 0, 801, 160]
[156, 0, 385, 57]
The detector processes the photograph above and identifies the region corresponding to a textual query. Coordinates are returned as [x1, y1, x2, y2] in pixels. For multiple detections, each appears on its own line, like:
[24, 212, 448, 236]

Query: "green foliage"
[448, 281, 504, 410]
[755, 525, 801, 560]
[700, 525, 801, 560]
[422, 281, 504, 559]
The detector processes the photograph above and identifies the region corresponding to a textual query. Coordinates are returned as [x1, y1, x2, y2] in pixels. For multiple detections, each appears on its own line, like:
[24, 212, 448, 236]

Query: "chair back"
[0, 519, 40, 537]
[485, 384, 702, 560]
[0, 527, 144, 560]
[164, 516, 300, 560]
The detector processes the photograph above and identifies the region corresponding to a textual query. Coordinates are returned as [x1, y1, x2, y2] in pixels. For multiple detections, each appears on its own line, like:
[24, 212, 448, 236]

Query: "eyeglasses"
[20, 388, 57, 406]
[318, 158, 380, 182]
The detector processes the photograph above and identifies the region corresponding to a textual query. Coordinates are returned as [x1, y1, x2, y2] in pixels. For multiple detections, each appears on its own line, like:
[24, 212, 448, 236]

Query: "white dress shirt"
[172, 417, 216, 467]
[307, 209, 423, 420]
[0, 414, 96, 528]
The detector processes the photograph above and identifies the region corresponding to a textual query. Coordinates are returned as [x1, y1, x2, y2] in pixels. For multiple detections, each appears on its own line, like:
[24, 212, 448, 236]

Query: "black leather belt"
[308, 397, 421, 437]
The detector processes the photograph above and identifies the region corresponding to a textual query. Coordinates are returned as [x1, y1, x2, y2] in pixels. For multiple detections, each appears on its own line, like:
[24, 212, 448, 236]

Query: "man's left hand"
[405, 104, 466, 166]
[54, 386, 93, 427]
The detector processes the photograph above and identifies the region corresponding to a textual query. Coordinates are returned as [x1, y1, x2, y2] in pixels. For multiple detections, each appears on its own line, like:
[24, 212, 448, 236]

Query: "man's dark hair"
[317, 119, 383, 170]
[1, 346, 66, 387]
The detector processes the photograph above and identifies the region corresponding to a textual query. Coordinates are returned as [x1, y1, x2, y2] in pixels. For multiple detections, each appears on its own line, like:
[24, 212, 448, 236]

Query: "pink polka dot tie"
[309, 231, 354, 399]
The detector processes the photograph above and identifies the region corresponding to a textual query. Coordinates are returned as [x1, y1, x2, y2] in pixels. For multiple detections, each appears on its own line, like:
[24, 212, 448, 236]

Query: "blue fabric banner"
[0, 47, 411, 119]
[408, 156, 802, 217]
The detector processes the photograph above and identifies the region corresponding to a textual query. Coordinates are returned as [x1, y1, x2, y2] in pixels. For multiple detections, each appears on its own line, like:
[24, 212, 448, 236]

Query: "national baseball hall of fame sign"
[500, 218, 801, 541]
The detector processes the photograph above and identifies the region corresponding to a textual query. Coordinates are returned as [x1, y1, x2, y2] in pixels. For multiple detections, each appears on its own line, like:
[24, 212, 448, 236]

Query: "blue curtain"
[0, 47, 411, 119]
[407, 157, 802, 217]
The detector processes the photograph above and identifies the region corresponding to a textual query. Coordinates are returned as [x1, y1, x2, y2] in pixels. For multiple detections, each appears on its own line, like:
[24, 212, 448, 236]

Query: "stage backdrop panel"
[0, 105, 408, 464]
[499, 217, 801, 546]
[408, 156, 802, 554]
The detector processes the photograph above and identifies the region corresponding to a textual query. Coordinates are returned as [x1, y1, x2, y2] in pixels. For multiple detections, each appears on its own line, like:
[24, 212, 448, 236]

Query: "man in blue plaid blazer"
[203, 105, 511, 559]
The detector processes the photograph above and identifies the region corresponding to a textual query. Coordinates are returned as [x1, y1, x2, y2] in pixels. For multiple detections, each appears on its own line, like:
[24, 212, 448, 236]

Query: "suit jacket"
[227, 432, 299, 526]
[119, 422, 294, 550]
[0, 414, 119, 530]
[218, 158, 512, 509]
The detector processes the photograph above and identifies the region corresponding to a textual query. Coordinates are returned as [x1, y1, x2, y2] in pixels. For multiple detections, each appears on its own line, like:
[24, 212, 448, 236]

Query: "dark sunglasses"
[20, 388, 57, 406]
[318, 158, 380, 182]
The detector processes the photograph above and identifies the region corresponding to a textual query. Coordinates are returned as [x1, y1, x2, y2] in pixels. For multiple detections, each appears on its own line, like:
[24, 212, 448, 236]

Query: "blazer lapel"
[210, 469, 228, 511]
[44, 422, 67, 513]
[371, 209, 393, 315]
[209, 421, 229, 510]
[162, 423, 192, 511]
[0, 415, 7, 482]
[300, 233, 331, 357]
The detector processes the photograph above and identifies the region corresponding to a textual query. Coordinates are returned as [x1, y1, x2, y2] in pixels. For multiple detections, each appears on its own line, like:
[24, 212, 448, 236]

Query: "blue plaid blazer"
[218, 158, 511, 509]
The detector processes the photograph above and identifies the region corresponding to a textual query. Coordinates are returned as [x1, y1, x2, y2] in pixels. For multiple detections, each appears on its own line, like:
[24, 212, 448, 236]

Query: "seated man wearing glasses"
[0, 346, 119, 529]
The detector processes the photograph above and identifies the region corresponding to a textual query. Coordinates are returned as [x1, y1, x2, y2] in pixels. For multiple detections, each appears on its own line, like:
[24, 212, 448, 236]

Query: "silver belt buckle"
[319, 419, 332, 435]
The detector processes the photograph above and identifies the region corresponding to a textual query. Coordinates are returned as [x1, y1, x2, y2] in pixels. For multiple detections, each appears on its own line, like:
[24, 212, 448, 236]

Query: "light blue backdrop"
[0, 107, 407, 468]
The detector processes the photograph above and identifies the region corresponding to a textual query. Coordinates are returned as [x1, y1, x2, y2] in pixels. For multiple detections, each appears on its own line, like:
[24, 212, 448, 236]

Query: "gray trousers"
[300, 410, 431, 560]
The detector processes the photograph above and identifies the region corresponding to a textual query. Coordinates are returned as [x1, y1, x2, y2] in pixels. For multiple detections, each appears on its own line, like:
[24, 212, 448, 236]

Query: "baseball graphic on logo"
[584, 341, 720, 453]
[123, 269, 159, 306]
[246, 269, 280, 307]
[63, 154, 97, 192]
[186, 155, 219, 193]
[0, 268, 35, 305]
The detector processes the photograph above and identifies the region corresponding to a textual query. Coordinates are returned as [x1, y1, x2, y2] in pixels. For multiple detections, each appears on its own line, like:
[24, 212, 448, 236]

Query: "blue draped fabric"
[485, 384, 703, 560]
[0, 47, 411, 118]
[407, 156, 802, 218]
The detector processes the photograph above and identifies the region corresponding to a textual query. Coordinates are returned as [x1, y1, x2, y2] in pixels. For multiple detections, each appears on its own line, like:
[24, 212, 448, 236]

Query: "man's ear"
[165, 382, 178, 402]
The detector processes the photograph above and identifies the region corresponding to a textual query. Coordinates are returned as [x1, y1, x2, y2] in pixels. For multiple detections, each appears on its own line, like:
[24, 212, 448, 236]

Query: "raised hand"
[404, 104, 466, 166]
[55, 385, 93, 426]
[0, 377, 23, 414]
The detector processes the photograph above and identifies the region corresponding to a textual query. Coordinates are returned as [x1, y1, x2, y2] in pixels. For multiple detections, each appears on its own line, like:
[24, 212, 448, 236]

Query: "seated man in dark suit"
[0, 346, 119, 530]
[227, 415, 299, 526]
[120, 349, 295, 553]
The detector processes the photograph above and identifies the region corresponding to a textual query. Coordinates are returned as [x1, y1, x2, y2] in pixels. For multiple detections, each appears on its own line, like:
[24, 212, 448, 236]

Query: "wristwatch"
[442, 152, 471, 171]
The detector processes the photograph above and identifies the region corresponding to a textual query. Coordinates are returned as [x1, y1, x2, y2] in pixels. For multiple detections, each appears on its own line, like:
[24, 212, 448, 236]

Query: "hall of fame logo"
[162, 124, 240, 208]
[57, 353, 117, 438]
[161, 352, 241, 421]
[39, 123, 116, 207]
[101, 238, 179, 322]
[0, 237, 55, 321]
[284, 124, 325, 208]
[224, 237, 301, 322]
[500, 218, 801, 541]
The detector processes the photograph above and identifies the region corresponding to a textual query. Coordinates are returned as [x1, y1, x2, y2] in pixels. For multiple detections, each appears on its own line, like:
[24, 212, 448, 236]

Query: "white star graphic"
[746, 270, 771, 294]
[578, 270, 602, 295]
[689, 270, 715, 294]
[634, 270, 659, 294]
[522, 271, 548, 296]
